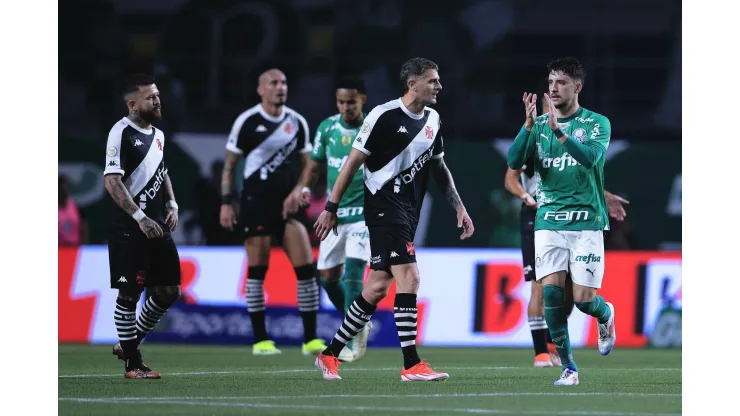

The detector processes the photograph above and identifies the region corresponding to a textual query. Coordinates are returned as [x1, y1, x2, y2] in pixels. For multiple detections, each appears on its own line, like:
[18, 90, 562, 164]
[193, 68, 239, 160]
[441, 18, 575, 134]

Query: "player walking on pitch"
[508, 57, 617, 386]
[313, 57, 474, 381]
[295, 76, 372, 362]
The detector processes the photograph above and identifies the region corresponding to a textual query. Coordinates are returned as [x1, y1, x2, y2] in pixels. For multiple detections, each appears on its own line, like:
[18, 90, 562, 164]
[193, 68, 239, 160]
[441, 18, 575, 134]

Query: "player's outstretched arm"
[431, 158, 474, 240]
[504, 167, 536, 207]
[105, 173, 163, 238]
[163, 173, 179, 231]
[219, 150, 240, 230]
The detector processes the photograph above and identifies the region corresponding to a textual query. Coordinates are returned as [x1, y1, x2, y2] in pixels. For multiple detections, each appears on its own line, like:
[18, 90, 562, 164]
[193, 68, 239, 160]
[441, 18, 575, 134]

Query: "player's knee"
[154, 285, 181, 304]
[395, 267, 420, 293]
[530, 282, 544, 305]
[117, 288, 141, 303]
[572, 287, 597, 303]
[362, 276, 390, 304]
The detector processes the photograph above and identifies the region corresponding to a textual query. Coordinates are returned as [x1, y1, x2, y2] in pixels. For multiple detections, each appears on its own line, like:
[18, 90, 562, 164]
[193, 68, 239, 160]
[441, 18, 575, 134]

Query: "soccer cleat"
[401, 360, 449, 382]
[253, 340, 282, 356]
[124, 368, 161, 379]
[351, 321, 373, 361]
[315, 352, 342, 380]
[112, 342, 154, 372]
[598, 302, 617, 356]
[553, 366, 579, 386]
[302, 339, 328, 356]
[547, 343, 562, 367]
[534, 353, 554, 368]
[337, 347, 356, 362]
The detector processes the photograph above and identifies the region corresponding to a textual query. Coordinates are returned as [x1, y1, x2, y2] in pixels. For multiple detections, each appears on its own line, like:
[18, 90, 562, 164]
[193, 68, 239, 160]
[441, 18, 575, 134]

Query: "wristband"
[324, 200, 338, 213]
[221, 194, 234, 205]
[301, 187, 311, 194]
[166, 200, 178, 210]
[553, 128, 565, 139]
[132, 209, 146, 222]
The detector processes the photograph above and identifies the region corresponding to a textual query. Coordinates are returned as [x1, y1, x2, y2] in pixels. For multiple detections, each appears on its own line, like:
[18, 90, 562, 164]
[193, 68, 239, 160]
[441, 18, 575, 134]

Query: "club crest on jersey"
[342, 135, 352, 146]
[572, 128, 587, 143]
[156, 138, 163, 150]
[284, 123, 293, 134]
[406, 242, 416, 255]
[425, 126, 434, 139]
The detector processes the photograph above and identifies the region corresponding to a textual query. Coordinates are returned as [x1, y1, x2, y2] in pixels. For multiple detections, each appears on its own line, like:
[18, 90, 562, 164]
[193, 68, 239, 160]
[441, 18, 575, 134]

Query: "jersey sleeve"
[104, 124, 126, 175]
[432, 119, 444, 159]
[226, 112, 249, 155]
[352, 106, 385, 156]
[588, 115, 611, 153]
[296, 113, 312, 153]
[310, 119, 329, 162]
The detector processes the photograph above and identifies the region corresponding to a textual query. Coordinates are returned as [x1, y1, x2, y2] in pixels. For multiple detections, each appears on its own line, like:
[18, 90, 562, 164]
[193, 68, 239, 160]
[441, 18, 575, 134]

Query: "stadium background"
[58, 0, 681, 349]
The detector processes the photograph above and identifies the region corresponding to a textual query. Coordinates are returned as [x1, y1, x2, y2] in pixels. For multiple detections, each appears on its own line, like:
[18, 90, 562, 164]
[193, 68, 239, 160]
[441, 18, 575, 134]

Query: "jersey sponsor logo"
[398, 147, 434, 185]
[590, 123, 601, 139]
[256, 125, 268, 132]
[263, 138, 298, 175]
[350, 229, 369, 239]
[390, 251, 399, 258]
[575, 253, 601, 264]
[337, 206, 363, 218]
[397, 126, 408, 134]
[134, 139, 144, 147]
[575, 117, 594, 123]
[543, 210, 589, 222]
[141, 165, 168, 201]
[541, 152, 580, 171]
[327, 155, 348, 171]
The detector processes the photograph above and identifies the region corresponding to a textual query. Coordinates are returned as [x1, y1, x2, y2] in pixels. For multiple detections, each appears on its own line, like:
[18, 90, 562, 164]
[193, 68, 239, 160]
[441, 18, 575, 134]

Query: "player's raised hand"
[523, 93, 538, 130]
[314, 210, 338, 241]
[457, 208, 475, 240]
[605, 192, 630, 222]
[543, 94, 559, 131]
[165, 205, 179, 231]
[220, 204, 237, 230]
[139, 216, 164, 239]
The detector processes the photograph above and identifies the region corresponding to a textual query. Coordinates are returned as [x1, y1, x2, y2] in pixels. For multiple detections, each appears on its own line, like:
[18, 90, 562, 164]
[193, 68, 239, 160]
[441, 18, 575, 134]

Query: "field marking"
[60, 392, 682, 400]
[57, 398, 681, 416]
[58, 366, 681, 379]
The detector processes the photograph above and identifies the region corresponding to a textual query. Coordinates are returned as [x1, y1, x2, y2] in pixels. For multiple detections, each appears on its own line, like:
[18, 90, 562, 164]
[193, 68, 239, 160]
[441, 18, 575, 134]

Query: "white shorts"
[317, 221, 371, 270]
[534, 230, 605, 288]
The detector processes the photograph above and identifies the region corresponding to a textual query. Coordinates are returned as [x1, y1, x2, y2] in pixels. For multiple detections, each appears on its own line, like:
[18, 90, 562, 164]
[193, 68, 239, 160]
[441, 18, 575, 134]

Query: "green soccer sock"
[575, 295, 611, 325]
[543, 285, 578, 372]
[320, 277, 345, 313]
[342, 258, 366, 313]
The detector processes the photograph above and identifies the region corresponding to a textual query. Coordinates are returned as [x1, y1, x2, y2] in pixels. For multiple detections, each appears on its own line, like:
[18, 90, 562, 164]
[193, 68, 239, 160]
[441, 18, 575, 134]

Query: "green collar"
[556, 106, 584, 123]
[338, 113, 366, 130]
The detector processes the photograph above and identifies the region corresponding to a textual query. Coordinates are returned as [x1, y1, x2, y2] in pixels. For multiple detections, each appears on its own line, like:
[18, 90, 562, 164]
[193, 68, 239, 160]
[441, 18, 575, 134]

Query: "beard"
[139, 107, 162, 123]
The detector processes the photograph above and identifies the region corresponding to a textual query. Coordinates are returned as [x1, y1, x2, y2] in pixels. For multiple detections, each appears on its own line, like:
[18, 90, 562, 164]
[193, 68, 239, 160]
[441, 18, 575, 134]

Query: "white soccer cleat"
[553, 367, 579, 386]
[352, 321, 373, 361]
[598, 302, 616, 356]
[337, 347, 356, 362]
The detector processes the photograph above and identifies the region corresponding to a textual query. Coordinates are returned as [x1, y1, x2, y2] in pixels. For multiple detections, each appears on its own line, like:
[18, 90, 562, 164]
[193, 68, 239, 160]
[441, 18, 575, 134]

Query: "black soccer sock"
[246, 266, 269, 342]
[546, 328, 553, 344]
[136, 294, 174, 346]
[395, 293, 421, 369]
[295, 265, 320, 342]
[115, 297, 140, 368]
[324, 294, 376, 356]
[528, 316, 549, 355]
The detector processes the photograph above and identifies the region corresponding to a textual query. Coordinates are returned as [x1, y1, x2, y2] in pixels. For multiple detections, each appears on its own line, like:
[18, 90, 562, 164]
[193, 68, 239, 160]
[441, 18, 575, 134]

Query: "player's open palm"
[314, 210, 338, 241]
[457, 209, 474, 240]
[523, 93, 537, 129]
[139, 217, 164, 239]
[282, 194, 300, 220]
[220, 204, 237, 230]
[606, 193, 630, 222]
[543, 94, 559, 131]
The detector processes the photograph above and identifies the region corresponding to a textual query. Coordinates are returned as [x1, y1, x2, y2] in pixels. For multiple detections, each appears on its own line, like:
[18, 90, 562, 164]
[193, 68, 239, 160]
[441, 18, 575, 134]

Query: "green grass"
[59, 344, 681, 415]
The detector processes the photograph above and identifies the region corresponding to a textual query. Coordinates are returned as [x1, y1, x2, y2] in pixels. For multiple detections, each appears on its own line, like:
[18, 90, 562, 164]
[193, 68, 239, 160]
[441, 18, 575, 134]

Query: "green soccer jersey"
[311, 113, 366, 224]
[509, 107, 611, 232]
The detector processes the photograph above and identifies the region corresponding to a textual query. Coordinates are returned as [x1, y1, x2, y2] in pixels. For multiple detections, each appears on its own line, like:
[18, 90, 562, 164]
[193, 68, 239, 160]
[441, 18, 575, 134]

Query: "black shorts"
[520, 204, 536, 281]
[368, 223, 417, 272]
[240, 191, 307, 243]
[108, 230, 181, 291]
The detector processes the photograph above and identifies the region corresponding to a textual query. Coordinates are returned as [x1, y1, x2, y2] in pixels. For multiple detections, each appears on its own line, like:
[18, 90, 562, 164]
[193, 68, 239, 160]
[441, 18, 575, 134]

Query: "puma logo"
[586, 268, 595, 276]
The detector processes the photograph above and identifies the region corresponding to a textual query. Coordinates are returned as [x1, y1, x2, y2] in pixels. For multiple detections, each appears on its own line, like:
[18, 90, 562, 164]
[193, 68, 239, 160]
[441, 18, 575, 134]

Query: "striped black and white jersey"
[352, 98, 444, 227]
[226, 104, 311, 194]
[103, 117, 169, 231]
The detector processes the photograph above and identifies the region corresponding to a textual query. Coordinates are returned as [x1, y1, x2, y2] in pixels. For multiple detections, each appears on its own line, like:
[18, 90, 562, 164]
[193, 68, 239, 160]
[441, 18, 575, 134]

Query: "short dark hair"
[399, 57, 439, 93]
[547, 57, 585, 83]
[124, 73, 156, 95]
[335, 76, 366, 94]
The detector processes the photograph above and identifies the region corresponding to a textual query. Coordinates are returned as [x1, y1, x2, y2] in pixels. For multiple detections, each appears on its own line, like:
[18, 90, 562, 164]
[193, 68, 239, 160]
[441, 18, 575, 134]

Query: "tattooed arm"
[430, 158, 475, 239]
[105, 174, 163, 238]
[219, 150, 241, 229]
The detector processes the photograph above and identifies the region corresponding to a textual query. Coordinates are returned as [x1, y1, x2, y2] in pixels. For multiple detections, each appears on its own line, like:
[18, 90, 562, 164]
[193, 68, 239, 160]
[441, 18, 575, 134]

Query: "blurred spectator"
[59, 175, 87, 246]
